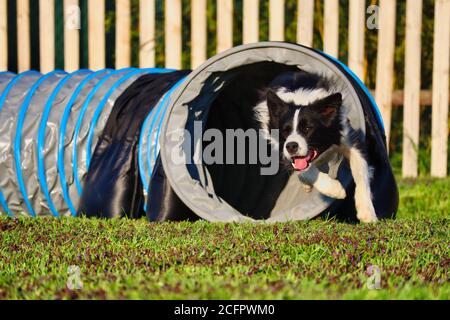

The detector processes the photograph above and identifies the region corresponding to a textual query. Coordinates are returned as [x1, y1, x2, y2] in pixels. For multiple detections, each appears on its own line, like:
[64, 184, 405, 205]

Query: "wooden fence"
[0, 0, 449, 178]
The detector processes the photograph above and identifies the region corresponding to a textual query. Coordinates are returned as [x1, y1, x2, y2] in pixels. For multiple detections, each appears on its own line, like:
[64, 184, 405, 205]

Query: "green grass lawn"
[0, 177, 448, 299]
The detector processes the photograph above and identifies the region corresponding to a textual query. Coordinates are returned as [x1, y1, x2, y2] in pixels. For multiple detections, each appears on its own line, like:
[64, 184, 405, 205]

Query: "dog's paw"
[331, 182, 347, 199]
[303, 184, 313, 193]
[314, 179, 347, 199]
[356, 205, 378, 223]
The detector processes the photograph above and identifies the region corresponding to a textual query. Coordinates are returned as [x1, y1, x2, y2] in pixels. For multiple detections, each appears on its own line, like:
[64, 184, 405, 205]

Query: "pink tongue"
[294, 157, 309, 171]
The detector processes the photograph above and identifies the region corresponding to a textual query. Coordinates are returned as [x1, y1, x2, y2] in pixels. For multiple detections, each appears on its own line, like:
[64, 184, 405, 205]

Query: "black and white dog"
[254, 71, 378, 223]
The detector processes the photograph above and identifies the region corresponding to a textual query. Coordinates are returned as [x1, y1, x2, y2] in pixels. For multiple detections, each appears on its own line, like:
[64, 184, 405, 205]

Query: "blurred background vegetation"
[5, 0, 449, 175]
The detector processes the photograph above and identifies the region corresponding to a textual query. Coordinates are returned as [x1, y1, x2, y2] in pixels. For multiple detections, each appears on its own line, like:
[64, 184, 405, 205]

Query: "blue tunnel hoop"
[85, 68, 145, 168]
[0, 70, 41, 216]
[14, 70, 67, 217]
[85, 68, 171, 168]
[37, 69, 91, 217]
[72, 68, 137, 196]
[58, 69, 112, 216]
[138, 77, 187, 195]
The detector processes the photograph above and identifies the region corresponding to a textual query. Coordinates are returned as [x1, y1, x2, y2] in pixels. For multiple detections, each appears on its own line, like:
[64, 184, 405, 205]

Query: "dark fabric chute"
[78, 70, 190, 218]
[146, 155, 199, 221]
[320, 56, 398, 222]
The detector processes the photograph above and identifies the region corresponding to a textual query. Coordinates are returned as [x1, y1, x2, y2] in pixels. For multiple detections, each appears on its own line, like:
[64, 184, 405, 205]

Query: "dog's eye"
[303, 126, 313, 133]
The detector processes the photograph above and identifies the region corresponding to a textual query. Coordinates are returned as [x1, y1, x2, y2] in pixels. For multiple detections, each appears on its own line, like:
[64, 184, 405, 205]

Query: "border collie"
[254, 71, 378, 223]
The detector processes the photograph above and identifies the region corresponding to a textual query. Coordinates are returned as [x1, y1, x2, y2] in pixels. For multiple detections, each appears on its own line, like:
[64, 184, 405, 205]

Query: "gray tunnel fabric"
[0, 68, 162, 217]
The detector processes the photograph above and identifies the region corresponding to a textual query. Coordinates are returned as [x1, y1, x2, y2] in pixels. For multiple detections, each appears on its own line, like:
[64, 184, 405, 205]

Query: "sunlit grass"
[0, 178, 448, 299]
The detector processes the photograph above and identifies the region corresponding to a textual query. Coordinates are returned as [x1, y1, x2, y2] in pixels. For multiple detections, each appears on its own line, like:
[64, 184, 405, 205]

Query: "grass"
[0, 177, 448, 300]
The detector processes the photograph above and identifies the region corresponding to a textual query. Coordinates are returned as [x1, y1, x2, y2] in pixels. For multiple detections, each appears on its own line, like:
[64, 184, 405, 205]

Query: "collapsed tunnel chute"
[0, 42, 398, 221]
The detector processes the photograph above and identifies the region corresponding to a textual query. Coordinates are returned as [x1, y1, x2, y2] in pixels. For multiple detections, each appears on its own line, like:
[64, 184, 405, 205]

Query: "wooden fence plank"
[39, 0, 55, 73]
[297, 0, 314, 47]
[0, 0, 7, 71]
[88, 0, 105, 70]
[191, 0, 207, 69]
[17, 0, 30, 72]
[348, 0, 365, 80]
[431, 0, 450, 177]
[139, 0, 155, 68]
[323, 0, 339, 58]
[243, 0, 259, 44]
[64, 0, 80, 72]
[402, 0, 422, 178]
[380, 90, 450, 107]
[165, 0, 182, 69]
[216, 0, 233, 53]
[116, 0, 131, 68]
[375, 0, 397, 145]
[269, 0, 284, 41]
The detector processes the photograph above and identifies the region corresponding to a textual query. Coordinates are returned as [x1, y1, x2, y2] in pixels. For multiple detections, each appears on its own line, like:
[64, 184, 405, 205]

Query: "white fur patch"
[299, 165, 346, 199]
[276, 88, 332, 106]
[345, 146, 378, 223]
[253, 100, 277, 147]
[293, 109, 300, 128]
[284, 109, 308, 158]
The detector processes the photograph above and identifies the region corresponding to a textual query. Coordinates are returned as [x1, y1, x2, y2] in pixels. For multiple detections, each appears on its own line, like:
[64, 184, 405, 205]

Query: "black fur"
[268, 70, 338, 93]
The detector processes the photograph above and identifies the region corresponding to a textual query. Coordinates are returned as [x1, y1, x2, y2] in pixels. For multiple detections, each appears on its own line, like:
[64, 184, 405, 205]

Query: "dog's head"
[265, 89, 343, 171]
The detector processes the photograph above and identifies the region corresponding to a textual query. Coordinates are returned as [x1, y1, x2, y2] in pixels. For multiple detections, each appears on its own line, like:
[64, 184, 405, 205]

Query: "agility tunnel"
[0, 42, 398, 222]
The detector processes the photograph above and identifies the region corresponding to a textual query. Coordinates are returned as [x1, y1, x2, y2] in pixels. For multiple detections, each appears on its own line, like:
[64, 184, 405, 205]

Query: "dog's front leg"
[299, 165, 346, 199]
[342, 146, 378, 223]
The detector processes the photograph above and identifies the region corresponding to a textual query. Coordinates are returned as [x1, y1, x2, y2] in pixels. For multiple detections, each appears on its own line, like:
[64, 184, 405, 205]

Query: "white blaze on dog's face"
[283, 109, 308, 159]
[264, 88, 343, 171]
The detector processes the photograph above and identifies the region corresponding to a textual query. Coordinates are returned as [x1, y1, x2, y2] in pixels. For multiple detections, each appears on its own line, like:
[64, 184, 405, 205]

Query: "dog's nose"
[286, 142, 299, 155]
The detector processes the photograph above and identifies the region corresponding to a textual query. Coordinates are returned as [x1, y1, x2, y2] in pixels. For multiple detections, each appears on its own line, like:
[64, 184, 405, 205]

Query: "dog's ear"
[316, 93, 342, 126]
[266, 89, 286, 119]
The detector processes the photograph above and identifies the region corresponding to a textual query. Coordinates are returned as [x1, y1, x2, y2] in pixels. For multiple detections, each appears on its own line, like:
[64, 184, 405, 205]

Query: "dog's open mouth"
[291, 149, 319, 171]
